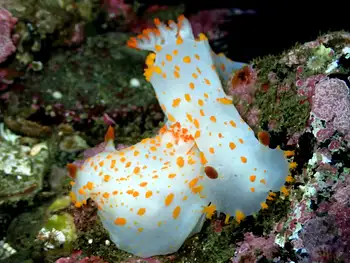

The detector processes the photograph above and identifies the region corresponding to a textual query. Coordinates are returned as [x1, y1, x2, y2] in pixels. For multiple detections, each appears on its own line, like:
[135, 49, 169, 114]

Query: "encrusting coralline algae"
[68, 15, 296, 258]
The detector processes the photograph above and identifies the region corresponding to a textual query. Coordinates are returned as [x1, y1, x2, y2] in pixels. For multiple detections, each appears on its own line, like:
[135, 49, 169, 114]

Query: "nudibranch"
[68, 124, 210, 257]
[127, 15, 293, 220]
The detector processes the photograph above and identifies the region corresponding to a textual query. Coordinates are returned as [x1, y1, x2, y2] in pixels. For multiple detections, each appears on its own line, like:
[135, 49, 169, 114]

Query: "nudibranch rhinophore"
[68, 124, 210, 257]
[68, 15, 296, 258]
[127, 15, 293, 219]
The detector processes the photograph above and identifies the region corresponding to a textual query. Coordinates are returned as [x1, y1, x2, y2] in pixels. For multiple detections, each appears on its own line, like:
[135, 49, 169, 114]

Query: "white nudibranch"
[68, 15, 295, 258]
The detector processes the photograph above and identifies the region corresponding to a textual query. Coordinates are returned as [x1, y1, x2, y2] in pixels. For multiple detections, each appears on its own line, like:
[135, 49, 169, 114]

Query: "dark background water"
[135, 0, 349, 62]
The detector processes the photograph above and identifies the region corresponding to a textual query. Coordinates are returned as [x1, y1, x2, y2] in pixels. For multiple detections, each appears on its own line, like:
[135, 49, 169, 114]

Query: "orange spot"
[176, 36, 183, 45]
[210, 116, 216, 122]
[204, 166, 218, 179]
[176, 156, 184, 167]
[165, 193, 174, 206]
[99, 161, 104, 167]
[204, 78, 211, 85]
[174, 71, 180, 78]
[134, 150, 140, 156]
[229, 142, 236, 150]
[249, 175, 256, 182]
[166, 54, 172, 61]
[194, 54, 200, 60]
[200, 109, 205, 116]
[150, 146, 157, 152]
[192, 73, 198, 79]
[114, 217, 127, 225]
[103, 192, 110, 198]
[240, 156, 247, 163]
[185, 93, 191, 102]
[110, 159, 116, 169]
[238, 138, 244, 144]
[86, 181, 94, 190]
[125, 162, 131, 168]
[166, 142, 173, 148]
[260, 179, 266, 184]
[133, 167, 140, 174]
[186, 113, 193, 122]
[137, 208, 146, 216]
[189, 82, 195, 89]
[229, 120, 236, 127]
[155, 44, 162, 52]
[198, 99, 204, 106]
[172, 98, 181, 107]
[145, 191, 153, 198]
[140, 182, 148, 187]
[258, 131, 270, 146]
[194, 130, 201, 138]
[104, 175, 111, 182]
[216, 97, 233, 105]
[168, 173, 177, 179]
[173, 49, 179, 55]
[209, 147, 215, 154]
[193, 119, 200, 129]
[168, 113, 176, 122]
[183, 56, 191, 63]
[133, 191, 139, 197]
[250, 187, 255, 192]
[172, 206, 181, 219]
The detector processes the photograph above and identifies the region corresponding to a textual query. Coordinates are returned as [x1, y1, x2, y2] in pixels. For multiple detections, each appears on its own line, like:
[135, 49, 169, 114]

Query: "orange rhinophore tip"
[204, 166, 218, 179]
[154, 17, 161, 25]
[105, 126, 115, 142]
[258, 131, 270, 146]
[67, 163, 78, 179]
[177, 14, 185, 21]
[127, 37, 138, 49]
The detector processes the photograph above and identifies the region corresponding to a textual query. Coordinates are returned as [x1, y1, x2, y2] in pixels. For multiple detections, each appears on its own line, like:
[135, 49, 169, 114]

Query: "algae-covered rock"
[3, 196, 77, 262]
[0, 123, 49, 205]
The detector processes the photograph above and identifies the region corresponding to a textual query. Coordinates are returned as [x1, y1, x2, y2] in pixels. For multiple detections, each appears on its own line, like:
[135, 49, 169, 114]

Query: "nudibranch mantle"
[70, 125, 209, 257]
[128, 15, 290, 217]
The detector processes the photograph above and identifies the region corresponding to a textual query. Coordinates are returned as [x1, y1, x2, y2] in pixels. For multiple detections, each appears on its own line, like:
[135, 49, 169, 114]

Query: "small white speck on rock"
[52, 91, 63, 99]
[105, 240, 110, 246]
[130, 78, 141, 88]
[88, 239, 93, 244]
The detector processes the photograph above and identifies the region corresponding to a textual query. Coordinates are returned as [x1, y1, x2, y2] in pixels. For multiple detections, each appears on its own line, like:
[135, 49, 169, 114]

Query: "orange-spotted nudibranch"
[69, 15, 296, 259]
[127, 15, 292, 220]
[68, 124, 209, 258]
